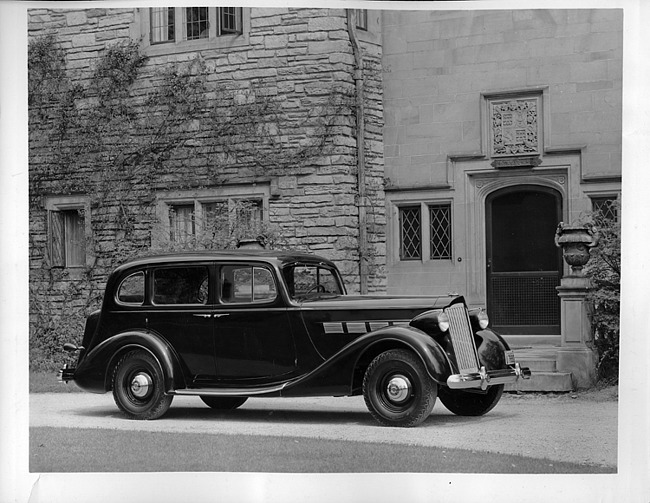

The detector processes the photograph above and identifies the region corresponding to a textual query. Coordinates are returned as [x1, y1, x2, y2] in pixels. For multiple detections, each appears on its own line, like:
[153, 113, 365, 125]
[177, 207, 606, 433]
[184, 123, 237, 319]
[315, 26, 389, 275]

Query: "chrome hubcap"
[386, 375, 412, 404]
[130, 372, 153, 398]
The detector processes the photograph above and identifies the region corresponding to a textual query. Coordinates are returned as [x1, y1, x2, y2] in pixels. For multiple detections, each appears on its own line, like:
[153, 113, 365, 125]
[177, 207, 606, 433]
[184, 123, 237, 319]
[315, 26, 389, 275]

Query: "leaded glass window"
[399, 206, 421, 260]
[429, 204, 452, 260]
[592, 197, 618, 222]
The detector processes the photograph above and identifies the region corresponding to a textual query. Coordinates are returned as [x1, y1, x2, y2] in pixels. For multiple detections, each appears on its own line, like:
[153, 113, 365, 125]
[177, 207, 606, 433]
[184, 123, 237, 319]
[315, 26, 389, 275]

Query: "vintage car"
[58, 250, 530, 427]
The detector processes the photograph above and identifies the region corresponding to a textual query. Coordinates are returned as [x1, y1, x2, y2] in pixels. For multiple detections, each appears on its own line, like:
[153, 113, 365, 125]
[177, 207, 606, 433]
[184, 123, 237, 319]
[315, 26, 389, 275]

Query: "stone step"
[505, 371, 573, 392]
[503, 334, 561, 347]
[513, 346, 558, 372]
[516, 357, 557, 372]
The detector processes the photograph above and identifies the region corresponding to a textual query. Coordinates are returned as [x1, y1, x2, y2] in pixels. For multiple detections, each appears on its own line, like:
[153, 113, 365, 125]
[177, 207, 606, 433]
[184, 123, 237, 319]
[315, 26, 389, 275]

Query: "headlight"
[437, 312, 450, 332]
[470, 309, 490, 329]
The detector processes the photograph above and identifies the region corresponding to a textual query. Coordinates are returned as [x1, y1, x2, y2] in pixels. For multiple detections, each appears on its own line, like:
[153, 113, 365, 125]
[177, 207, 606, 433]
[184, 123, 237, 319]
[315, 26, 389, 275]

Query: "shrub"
[583, 200, 620, 383]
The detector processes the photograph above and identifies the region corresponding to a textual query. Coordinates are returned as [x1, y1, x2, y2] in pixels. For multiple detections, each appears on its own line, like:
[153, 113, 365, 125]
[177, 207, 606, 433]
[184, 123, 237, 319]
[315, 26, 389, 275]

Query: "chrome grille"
[446, 303, 480, 374]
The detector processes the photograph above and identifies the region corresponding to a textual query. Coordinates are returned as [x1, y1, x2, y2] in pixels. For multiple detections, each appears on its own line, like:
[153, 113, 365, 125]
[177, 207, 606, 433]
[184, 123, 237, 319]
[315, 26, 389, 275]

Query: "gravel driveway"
[30, 388, 618, 468]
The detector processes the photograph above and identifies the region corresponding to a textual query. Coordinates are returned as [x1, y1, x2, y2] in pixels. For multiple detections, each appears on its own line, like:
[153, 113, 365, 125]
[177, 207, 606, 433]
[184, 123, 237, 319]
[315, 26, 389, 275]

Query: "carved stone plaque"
[490, 97, 540, 159]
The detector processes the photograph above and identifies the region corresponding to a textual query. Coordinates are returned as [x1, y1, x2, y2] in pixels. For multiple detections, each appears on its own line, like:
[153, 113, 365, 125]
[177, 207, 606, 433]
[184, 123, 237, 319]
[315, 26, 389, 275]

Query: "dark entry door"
[486, 186, 562, 335]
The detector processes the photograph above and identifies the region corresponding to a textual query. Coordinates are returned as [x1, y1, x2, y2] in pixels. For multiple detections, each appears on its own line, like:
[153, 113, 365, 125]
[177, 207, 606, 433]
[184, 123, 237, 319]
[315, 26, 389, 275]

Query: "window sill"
[143, 33, 248, 57]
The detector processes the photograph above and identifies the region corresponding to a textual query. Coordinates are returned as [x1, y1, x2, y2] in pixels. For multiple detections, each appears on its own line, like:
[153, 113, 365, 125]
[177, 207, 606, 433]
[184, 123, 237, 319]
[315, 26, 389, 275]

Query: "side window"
[285, 265, 342, 298]
[221, 265, 277, 304]
[116, 272, 145, 305]
[153, 266, 209, 305]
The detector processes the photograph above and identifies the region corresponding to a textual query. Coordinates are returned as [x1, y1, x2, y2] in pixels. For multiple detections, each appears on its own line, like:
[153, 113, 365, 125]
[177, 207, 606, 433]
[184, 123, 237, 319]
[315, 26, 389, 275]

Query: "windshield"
[282, 263, 344, 300]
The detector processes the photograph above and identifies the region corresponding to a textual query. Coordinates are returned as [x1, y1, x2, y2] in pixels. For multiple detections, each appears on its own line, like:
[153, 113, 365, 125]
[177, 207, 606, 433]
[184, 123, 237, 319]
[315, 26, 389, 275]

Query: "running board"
[171, 383, 287, 397]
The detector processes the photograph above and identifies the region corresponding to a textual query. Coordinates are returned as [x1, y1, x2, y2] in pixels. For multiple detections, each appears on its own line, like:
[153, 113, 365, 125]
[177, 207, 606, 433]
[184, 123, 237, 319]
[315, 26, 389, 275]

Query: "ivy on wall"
[28, 34, 355, 370]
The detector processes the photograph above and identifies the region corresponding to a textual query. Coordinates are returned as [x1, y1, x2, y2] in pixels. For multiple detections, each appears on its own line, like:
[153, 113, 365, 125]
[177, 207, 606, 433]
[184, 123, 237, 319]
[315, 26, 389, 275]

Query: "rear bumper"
[447, 363, 531, 390]
[57, 364, 75, 383]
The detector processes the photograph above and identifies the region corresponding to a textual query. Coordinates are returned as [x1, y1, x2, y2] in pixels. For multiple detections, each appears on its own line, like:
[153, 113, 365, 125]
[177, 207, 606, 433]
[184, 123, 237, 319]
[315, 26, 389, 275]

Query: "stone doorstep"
[513, 346, 559, 372]
[504, 371, 574, 393]
[503, 342, 575, 392]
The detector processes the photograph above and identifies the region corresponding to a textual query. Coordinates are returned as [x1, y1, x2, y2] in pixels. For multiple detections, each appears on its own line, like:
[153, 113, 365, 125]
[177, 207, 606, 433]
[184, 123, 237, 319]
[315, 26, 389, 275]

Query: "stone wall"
[381, 9, 622, 298]
[28, 7, 386, 342]
[383, 9, 623, 187]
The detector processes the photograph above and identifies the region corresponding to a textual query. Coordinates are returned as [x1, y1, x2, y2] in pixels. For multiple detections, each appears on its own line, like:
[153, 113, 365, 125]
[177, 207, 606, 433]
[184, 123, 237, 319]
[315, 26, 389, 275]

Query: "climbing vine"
[28, 34, 353, 370]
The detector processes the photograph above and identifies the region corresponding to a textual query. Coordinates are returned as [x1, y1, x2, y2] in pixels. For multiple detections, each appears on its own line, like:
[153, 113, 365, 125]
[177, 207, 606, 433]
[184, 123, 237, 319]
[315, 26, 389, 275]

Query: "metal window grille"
[220, 7, 242, 35]
[490, 273, 561, 326]
[150, 7, 175, 44]
[185, 7, 209, 40]
[399, 206, 421, 260]
[429, 204, 452, 260]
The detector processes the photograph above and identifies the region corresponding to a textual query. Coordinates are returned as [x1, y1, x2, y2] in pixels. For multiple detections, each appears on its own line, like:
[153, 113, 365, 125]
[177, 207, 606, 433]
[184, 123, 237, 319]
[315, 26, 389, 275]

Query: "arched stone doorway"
[485, 185, 562, 335]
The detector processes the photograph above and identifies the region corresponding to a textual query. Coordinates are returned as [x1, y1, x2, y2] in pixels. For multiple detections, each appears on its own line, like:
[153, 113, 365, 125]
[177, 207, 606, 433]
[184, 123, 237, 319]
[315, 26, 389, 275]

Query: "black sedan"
[59, 250, 530, 427]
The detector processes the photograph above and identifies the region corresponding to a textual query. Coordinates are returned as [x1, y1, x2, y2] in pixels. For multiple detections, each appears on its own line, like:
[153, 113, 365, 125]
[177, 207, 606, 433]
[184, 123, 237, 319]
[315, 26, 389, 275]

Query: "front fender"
[73, 331, 186, 394]
[281, 326, 453, 397]
[475, 328, 510, 371]
[356, 326, 453, 383]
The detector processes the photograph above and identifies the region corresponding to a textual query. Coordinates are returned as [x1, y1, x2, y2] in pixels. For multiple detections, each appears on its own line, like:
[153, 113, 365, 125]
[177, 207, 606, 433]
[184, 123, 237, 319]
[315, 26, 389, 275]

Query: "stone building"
[28, 7, 622, 389]
[381, 9, 622, 390]
[28, 7, 387, 338]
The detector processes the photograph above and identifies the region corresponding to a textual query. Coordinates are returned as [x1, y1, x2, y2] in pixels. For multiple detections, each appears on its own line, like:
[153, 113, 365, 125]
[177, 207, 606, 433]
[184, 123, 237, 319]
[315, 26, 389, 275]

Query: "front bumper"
[447, 363, 531, 390]
[57, 364, 75, 383]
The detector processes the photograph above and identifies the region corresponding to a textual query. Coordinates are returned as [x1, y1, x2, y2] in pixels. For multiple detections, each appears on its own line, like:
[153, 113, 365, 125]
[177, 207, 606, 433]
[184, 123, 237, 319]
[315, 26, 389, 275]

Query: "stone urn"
[554, 222, 599, 275]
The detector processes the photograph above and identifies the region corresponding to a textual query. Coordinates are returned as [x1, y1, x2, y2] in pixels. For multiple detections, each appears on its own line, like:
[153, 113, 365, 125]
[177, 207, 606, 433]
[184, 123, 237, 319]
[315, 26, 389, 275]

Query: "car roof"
[112, 249, 337, 274]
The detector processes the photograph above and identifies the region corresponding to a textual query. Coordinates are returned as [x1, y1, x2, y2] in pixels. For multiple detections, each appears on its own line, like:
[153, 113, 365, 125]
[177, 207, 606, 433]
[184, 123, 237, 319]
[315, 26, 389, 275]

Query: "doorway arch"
[485, 185, 562, 335]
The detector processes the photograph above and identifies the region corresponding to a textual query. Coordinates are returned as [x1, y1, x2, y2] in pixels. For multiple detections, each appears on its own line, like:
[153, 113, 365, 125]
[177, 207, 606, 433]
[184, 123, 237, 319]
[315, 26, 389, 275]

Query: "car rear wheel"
[438, 384, 504, 416]
[200, 396, 248, 410]
[112, 350, 173, 420]
[362, 349, 437, 427]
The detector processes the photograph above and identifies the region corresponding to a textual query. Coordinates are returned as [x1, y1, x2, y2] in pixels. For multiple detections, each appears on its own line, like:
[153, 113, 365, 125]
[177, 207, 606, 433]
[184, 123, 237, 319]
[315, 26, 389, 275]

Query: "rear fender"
[74, 331, 186, 394]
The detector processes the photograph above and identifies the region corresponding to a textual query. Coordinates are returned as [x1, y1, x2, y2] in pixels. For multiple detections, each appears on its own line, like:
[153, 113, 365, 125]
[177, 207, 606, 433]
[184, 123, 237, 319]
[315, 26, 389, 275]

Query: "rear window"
[116, 272, 145, 305]
[153, 266, 209, 305]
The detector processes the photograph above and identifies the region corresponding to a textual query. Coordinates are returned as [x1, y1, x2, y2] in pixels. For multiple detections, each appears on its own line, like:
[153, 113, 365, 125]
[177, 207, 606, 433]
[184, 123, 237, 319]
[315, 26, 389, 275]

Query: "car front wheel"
[112, 350, 173, 420]
[200, 396, 248, 410]
[362, 349, 437, 427]
[438, 384, 504, 416]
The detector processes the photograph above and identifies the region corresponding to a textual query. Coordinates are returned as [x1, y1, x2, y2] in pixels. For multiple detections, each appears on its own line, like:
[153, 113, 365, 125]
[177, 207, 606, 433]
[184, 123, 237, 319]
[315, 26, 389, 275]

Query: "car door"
[213, 263, 298, 384]
[146, 263, 218, 383]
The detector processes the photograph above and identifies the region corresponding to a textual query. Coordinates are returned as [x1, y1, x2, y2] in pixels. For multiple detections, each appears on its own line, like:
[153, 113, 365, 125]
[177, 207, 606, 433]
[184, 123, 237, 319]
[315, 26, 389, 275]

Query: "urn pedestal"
[554, 223, 599, 389]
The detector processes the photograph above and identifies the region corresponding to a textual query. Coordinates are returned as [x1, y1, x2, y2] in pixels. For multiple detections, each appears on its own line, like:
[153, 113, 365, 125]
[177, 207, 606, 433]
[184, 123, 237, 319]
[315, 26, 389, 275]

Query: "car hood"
[297, 294, 458, 311]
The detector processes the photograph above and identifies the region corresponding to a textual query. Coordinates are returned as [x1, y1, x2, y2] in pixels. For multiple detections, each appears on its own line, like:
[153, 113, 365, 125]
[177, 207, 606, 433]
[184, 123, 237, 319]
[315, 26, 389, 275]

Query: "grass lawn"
[30, 371, 83, 393]
[30, 426, 615, 474]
